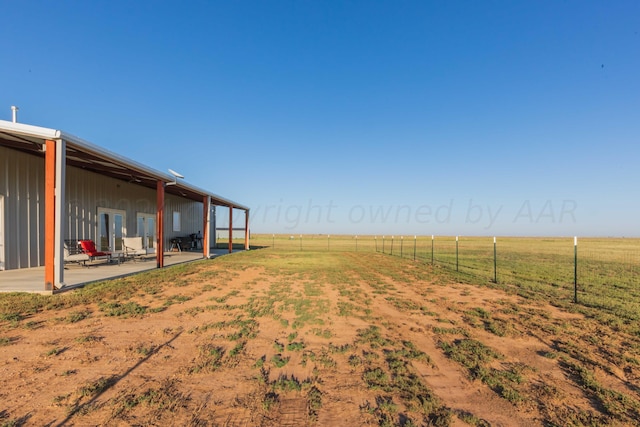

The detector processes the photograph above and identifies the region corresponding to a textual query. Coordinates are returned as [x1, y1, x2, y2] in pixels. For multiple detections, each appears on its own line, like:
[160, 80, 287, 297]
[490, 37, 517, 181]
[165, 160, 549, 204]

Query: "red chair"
[78, 240, 112, 263]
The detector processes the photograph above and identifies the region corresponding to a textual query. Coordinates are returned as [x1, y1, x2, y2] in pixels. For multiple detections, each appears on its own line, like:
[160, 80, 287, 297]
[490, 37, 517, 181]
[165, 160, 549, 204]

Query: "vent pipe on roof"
[11, 106, 19, 123]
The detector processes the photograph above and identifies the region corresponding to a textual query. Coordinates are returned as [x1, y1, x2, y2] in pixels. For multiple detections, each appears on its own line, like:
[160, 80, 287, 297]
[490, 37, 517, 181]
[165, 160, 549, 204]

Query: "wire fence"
[249, 234, 640, 322]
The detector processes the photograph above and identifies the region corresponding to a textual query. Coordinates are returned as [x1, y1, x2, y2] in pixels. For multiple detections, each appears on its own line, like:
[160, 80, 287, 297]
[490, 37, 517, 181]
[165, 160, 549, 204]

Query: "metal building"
[0, 116, 249, 291]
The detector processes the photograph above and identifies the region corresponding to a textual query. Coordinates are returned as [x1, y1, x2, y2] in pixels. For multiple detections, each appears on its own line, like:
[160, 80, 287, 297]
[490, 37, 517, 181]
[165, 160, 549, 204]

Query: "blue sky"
[1, 1, 638, 236]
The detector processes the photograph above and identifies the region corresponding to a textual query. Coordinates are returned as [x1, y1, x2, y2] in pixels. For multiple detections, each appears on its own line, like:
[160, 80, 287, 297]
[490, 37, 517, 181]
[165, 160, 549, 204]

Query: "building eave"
[0, 119, 249, 210]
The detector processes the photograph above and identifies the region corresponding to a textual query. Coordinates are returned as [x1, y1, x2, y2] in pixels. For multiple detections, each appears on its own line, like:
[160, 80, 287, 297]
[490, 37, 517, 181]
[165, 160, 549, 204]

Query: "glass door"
[136, 213, 156, 249]
[98, 208, 126, 252]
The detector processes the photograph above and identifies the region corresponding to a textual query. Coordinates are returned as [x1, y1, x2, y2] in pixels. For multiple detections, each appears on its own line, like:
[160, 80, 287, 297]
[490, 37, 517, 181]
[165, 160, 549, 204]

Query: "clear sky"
[1, 1, 638, 236]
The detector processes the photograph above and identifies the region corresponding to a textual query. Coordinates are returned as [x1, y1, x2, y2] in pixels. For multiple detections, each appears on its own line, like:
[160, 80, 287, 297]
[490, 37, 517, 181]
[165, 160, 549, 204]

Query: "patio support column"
[244, 209, 250, 250]
[156, 181, 165, 268]
[44, 139, 56, 290]
[228, 205, 233, 253]
[203, 195, 210, 259]
[54, 139, 66, 289]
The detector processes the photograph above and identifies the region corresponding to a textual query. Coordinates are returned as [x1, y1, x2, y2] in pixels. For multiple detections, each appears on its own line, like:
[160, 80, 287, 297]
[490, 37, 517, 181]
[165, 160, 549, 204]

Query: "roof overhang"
[0, 119, 249, 210]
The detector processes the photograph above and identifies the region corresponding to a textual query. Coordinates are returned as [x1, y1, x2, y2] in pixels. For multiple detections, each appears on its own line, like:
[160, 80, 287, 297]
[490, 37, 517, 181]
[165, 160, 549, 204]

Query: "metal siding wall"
[164, 195, 204, 248]
[0, 145, 206, 270]
[0, 146, 45, 270]
[66, 169, 203, 251]
[65, 167, 158, 242]
[35, 166, 43, 266]
[27, 164, 42, 266]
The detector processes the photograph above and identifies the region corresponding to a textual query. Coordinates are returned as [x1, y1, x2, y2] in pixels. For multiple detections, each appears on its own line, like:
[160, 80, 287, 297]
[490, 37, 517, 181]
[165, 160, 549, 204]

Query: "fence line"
[249, 234, 640, 322]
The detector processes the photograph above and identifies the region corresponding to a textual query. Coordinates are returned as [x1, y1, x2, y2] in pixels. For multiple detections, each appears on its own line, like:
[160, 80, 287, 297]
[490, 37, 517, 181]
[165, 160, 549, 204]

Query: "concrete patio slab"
[0, 249, 243, 294]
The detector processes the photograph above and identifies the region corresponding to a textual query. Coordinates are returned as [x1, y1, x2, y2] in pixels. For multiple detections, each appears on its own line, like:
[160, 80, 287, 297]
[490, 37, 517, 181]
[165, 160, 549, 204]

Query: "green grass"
[191, 344, 225, 373]
[188, 318, 259, 341]
[75, 334, 103, 344]
[79, 376, 118, 398]
[286, 341, 306, 351]
[561, 359, 640, 421]
[108, 378, 191, 422]
[0, 262, 195, 318]
[438, 338, 531, 405]
[431, 237, 640, 324]
[271, 354, 290, 368]
[99, 301, 147, 317]
[65, 310, 91, 323]
[133, 343, 155, 356]
[45, 347, 64, 356]
[162, 295, 191, 307]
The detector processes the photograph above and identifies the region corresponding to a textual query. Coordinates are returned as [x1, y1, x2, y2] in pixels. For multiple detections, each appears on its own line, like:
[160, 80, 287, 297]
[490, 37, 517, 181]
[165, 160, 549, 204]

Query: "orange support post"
[228, 205, 233, 253]
[244, 209, 250, 250]
[156, 181, 165, 268]
[44, 140, 56, 290]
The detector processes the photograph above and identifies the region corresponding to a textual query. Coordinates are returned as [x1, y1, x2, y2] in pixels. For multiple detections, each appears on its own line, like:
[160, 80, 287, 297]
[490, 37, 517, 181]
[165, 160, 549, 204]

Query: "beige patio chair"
[123, 237, 154, 261]
[64, 240, 90, 267]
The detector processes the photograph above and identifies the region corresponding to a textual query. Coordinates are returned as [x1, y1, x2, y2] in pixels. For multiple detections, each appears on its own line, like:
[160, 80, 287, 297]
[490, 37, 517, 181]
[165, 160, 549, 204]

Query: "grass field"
[1, 238, 639, 426]
[251, 234, 640, 327]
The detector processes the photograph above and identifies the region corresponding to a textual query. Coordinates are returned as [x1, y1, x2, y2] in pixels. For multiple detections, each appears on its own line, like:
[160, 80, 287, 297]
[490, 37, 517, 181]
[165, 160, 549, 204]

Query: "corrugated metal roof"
[0, 119, 249, 210]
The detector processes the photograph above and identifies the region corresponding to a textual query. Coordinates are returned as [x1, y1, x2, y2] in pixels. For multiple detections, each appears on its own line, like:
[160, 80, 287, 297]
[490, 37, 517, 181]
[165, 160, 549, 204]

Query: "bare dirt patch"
[1, 251, 639, 426]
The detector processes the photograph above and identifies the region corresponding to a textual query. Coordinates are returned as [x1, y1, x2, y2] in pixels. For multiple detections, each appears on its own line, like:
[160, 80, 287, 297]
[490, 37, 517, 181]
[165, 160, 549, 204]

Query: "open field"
[2, 244, 640, 426]
[252, 234, 640, 325]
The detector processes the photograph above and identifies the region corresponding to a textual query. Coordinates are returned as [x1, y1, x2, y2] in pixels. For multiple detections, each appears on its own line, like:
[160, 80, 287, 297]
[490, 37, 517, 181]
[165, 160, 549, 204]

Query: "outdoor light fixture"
[165, 168, 185, 186]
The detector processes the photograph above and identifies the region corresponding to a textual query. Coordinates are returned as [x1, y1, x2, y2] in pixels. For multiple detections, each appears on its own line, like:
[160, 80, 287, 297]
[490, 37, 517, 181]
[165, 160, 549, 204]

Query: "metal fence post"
[431, 235, 434, 264]
[574, 236, 578, 303]
[400, 236, 404, 258]
[382, 236, 385, 254]
[493, 236, 497, 283]
[456, 236, 459, 272]
[391, 236, 394, 256]
[413, 235, 417, 261]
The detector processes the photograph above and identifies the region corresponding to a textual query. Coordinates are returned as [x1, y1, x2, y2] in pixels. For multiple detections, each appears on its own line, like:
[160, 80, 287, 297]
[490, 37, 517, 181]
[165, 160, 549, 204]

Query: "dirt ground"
[1, 251, 639, 426]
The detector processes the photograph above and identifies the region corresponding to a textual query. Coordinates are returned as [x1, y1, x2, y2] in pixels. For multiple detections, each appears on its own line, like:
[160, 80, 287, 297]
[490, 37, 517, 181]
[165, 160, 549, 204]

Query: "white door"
[0, 195, 4, 270]
[136, 213, 156, 249]
[98, 208, 126, 252]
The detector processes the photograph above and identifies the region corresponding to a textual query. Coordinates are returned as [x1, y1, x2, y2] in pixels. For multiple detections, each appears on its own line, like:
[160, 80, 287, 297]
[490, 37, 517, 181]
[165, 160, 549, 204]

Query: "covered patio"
[0, 249, 242, 294]
[0, 119, 250, 293]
